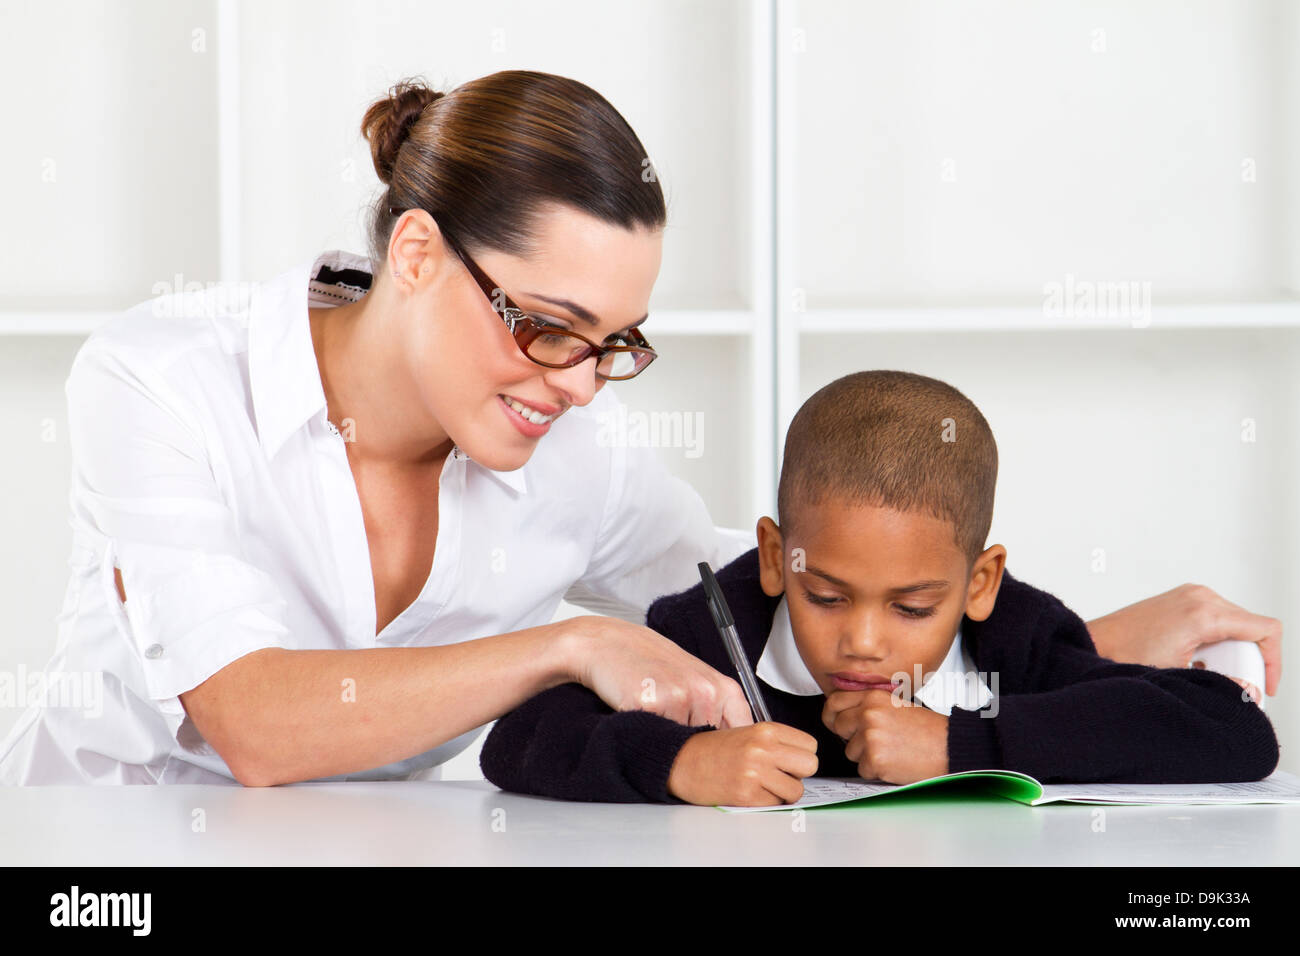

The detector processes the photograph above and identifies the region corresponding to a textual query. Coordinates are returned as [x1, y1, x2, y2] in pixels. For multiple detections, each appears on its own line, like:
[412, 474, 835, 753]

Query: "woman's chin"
[455, 441, 532, 473]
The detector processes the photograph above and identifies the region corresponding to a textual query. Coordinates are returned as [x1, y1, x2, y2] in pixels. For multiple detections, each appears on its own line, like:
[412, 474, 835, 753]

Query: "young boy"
[480, 370, 1279, 806]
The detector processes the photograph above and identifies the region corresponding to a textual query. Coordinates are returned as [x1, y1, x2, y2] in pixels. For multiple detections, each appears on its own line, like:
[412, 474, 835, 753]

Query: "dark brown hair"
[777, 370, 999, 566]
[359, 71, 666, 273]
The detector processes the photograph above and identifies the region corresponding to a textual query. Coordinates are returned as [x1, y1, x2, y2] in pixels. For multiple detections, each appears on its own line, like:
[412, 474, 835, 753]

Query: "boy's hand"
[666, 722, 819, 806]
[823, 690, 949, 784]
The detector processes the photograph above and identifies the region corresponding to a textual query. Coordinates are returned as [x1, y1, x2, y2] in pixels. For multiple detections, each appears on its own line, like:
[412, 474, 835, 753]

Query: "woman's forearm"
[181, 620, 584, 786]
[1084, 616, 1116, 660]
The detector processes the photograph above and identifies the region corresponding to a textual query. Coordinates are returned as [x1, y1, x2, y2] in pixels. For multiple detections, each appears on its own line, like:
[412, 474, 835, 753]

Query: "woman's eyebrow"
[522, 292, 649, 331]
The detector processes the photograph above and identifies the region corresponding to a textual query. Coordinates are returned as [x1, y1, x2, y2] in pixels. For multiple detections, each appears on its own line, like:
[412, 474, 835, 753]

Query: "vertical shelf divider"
[217, 0, 241, 283]
[748, 0, 777, 524]
[773, 0, 800, 497]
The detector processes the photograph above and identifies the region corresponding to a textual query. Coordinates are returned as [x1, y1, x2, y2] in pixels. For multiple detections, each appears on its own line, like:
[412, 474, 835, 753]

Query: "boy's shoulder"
[966, 568, 1097, 665]
[646, 548, 779, 651]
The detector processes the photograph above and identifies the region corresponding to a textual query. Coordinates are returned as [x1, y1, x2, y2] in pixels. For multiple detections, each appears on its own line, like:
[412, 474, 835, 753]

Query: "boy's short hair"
[777, 370, 998, 566]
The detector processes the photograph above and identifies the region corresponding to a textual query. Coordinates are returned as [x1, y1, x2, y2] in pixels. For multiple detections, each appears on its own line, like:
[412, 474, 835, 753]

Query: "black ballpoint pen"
[697, 561, 772, 723]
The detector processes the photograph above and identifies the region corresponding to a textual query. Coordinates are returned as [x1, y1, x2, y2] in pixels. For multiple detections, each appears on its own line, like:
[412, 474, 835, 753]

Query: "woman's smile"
[498, 392, 563, 437]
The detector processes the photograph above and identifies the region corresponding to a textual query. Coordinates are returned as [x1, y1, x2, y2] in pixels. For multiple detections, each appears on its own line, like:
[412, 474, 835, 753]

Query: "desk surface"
[4, 780, 1299, 865]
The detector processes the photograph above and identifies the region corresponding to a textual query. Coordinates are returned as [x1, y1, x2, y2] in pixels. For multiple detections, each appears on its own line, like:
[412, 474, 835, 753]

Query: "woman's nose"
[542, 357, 601, 408]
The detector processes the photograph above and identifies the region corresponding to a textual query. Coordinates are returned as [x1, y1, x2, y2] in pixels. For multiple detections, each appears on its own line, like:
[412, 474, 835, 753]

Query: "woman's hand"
[562, 615, 756, 729]
[1086, 584, 1282, 696]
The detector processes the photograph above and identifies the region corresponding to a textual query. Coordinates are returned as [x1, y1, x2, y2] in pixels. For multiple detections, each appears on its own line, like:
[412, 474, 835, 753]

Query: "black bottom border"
[4, 864, 1287, 940]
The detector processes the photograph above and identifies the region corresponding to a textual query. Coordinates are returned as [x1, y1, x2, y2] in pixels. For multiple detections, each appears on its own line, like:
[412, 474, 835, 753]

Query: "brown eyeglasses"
[390, 207, 658, 381]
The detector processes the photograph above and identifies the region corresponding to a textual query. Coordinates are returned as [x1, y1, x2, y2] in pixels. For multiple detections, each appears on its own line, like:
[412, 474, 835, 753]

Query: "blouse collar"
[248, 249, 527, 494]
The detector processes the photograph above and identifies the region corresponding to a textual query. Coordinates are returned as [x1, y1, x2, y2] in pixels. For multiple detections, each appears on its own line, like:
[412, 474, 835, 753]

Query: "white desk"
[4, 780, 1300, 865]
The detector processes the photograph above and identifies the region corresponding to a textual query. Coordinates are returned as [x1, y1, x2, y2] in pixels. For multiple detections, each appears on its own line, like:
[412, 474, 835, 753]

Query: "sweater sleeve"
[478, 594, 721, 804]
[946, 597, 1280, 784]
[478, 682, 713, 803]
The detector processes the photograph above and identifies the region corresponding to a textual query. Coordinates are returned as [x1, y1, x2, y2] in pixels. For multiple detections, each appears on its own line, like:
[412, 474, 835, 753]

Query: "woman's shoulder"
[68, 281, 261, 431]
[84, 278, 256, 363]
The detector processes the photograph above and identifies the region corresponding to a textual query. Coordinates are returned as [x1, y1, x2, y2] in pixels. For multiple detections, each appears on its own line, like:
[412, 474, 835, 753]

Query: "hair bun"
[361, 78, 445, 185]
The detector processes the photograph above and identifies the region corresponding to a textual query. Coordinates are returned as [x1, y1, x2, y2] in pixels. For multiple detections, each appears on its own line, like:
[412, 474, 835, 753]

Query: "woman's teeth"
[503, 395, 557, 425]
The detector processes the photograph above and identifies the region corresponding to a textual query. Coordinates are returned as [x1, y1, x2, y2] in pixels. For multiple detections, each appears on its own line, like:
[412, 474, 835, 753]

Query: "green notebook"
[716, 768, 1300, 812]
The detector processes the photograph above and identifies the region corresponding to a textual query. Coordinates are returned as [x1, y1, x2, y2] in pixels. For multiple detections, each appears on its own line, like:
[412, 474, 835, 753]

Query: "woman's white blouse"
[0, 249, 755, 785]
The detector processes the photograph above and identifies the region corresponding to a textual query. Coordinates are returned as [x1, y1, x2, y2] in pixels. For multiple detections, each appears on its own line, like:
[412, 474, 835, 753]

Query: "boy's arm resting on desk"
[480, 594, 717, 804]
[478, 682, 711, 803]
[948, 591, 1280, 785]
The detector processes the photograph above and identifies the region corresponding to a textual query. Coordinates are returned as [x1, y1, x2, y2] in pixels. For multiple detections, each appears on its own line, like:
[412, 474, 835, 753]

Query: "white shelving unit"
[2, 0, 1297, 537]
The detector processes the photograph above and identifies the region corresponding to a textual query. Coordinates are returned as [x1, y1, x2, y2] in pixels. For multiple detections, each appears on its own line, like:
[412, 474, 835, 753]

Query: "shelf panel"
[0, 308, 757, 337]
[0, 313, 115, 336]
[0, 0, 220, 308]
[646, 310, 754, 336]
[15, 302, 1300, 337]
[785, 0, 1298, 304]
[800, 301, 1300, 333]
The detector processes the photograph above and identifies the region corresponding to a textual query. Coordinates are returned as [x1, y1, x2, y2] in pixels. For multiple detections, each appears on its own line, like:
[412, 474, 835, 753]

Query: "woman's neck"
[308, 287, 454, 469]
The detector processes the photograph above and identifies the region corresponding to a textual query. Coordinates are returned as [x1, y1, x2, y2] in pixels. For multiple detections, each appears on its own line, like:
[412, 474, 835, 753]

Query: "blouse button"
[144, 643, 164, 660]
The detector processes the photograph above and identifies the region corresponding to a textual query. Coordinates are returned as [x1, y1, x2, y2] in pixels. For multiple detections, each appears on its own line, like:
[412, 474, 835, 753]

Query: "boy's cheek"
[793, 634, 836, 689]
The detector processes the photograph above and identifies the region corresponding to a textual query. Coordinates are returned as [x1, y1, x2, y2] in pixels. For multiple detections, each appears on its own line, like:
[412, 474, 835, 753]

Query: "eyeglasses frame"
[388, 207, 658, 381]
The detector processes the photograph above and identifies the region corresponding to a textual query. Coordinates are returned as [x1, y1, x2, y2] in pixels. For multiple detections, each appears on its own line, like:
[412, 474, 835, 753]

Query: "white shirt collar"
[756, 594, 993, 714]
[247, 249, 527, 494]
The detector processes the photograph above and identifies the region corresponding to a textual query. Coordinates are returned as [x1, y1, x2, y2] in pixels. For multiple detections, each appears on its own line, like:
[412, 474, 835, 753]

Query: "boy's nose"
[843, 614, 889, 660]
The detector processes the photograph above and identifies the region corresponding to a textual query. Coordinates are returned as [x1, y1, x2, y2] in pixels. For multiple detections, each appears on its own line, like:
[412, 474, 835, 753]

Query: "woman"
[0, 71, 1280, 786]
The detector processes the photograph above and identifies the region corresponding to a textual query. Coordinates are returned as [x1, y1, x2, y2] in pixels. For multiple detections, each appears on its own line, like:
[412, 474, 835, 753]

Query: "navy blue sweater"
[480, 548, 1280, 803]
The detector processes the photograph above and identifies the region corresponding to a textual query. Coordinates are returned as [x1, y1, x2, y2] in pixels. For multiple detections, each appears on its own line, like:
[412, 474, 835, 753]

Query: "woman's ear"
[963, 544, 1008, 622]
[389, 208, 442, 290]
[755, 516, 786, 597]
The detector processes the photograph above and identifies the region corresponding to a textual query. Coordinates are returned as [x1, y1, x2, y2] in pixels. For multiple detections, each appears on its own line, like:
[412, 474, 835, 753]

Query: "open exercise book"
[717, 769, 1300, 813]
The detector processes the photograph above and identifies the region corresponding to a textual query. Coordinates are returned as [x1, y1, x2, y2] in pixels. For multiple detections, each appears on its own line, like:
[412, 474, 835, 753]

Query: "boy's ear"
[755, 516, 786, 597]
[963, 544, 1007, 622]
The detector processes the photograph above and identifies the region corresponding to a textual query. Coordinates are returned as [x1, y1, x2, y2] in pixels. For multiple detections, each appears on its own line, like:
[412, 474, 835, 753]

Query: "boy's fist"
[667, 722, 819, 806]
[823, 689, 949, 784]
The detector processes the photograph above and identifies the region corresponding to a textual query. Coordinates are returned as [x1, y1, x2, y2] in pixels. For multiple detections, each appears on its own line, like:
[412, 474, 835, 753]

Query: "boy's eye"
[896, 604, 936, 618]
[803, 591, 841, 607]
[801, 592, 937, 616]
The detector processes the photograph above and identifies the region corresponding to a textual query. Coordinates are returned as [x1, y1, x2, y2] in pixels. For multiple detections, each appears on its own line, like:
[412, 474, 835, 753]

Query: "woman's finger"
[1189, 599, 1282, 696]
[1228, 676, 1262, 705]
[716, 680, 756, 729]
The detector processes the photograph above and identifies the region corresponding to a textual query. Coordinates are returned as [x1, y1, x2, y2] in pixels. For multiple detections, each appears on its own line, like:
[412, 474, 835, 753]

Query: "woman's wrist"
[542, 615, 595, 688]
[1085, 614, 1116, 660]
